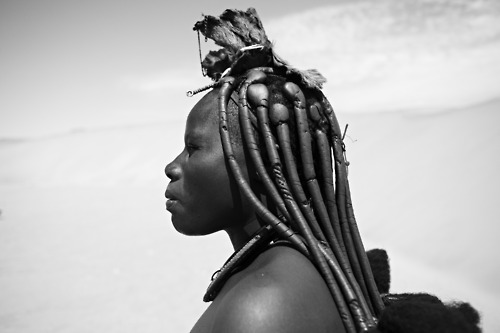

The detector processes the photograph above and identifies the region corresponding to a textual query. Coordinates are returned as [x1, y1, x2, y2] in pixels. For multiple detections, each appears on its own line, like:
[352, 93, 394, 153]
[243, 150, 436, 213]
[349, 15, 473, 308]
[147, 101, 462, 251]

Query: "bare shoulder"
[211, 245, 346, 333]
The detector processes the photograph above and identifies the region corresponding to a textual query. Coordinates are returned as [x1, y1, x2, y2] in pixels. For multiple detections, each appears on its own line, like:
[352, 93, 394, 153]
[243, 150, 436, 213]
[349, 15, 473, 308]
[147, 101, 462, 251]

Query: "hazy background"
[1, 0, 499, 332]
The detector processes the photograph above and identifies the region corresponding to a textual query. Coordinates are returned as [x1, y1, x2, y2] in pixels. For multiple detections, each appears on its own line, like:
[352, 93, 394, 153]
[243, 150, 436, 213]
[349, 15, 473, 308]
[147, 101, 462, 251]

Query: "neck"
[225, 216, 261, 251]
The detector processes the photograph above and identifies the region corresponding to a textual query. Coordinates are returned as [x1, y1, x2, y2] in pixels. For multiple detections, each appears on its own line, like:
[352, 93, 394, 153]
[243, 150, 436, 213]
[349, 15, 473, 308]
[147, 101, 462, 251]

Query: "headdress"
[188, 8, 326, 97]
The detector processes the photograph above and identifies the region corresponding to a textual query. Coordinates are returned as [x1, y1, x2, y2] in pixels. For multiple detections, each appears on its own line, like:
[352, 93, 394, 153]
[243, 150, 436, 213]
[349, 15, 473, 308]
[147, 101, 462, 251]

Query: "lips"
[165, 188, 179, 211]
[166, 199, 177, 210]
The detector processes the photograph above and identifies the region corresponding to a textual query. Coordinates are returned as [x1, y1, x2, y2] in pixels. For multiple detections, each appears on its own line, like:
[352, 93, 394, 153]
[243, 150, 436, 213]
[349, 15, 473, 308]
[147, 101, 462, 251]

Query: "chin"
[171, 216, 210, 236]
[171, 216, 189, 234]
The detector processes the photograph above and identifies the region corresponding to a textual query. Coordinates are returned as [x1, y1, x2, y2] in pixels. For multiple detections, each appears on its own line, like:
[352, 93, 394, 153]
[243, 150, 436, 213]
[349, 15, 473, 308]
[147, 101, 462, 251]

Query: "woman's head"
[163, 75, 301, 240]
[166, 7, 385, 331]
[164, 88, 257, 237]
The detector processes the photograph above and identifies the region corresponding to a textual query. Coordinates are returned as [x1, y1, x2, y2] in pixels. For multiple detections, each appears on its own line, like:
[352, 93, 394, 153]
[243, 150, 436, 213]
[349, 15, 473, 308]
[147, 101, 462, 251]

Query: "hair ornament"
[192, 8, 326, 90]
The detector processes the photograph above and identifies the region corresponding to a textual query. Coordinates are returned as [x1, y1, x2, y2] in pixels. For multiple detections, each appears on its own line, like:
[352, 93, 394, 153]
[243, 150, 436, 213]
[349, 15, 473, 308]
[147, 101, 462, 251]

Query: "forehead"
[185, 90, 219, 136]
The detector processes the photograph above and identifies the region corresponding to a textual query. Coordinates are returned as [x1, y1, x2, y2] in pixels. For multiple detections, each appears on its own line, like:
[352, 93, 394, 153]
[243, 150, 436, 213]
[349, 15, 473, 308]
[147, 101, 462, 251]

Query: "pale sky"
[0, 0, 337, 138]
[1, 0, 499, 138]
[1, 2, 499, 331]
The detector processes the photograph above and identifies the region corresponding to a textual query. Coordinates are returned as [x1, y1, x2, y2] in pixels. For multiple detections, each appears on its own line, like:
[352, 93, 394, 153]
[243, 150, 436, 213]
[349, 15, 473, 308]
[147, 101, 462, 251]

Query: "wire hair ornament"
[186, 46, 264, 97]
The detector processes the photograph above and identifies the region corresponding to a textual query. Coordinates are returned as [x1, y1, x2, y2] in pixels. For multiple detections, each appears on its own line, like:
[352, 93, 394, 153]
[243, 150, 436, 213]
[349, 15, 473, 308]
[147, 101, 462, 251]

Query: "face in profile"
[164, 90, 252, 236]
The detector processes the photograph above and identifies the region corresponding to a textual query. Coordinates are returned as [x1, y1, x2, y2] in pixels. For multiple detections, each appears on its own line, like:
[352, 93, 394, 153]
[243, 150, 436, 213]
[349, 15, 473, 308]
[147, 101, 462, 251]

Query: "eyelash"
[186, 144, 197, 156]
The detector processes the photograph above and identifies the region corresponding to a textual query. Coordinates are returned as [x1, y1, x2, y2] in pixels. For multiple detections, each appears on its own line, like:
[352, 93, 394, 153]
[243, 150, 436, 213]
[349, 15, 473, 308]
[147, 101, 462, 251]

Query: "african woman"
[165, 8, 481, 333]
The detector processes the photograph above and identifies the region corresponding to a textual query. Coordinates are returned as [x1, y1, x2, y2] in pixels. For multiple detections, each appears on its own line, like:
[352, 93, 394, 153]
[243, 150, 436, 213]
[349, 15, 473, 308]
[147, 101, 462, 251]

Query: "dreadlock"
[189, 8, 481, 333]
[218, 69, 382, 332]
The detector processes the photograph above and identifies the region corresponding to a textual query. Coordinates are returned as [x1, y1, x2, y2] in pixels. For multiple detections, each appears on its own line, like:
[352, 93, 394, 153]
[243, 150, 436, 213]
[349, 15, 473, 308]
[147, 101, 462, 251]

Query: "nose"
[165, 156, 181, 181]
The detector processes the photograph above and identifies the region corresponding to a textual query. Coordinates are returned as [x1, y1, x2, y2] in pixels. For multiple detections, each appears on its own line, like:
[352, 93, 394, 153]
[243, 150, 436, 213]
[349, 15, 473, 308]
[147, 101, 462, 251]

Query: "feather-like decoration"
[193, 8, 327, 90]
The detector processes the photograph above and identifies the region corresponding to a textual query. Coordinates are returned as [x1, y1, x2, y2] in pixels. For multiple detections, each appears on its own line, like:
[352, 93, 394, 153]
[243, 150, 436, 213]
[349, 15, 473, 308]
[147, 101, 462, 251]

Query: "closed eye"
[186, 144, 198, 156]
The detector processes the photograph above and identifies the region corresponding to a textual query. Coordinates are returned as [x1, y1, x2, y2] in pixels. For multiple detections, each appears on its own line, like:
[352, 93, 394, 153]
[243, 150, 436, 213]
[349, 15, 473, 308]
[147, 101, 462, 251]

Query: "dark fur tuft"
[366, 248, 391, 294]
[378, 293, 482, 333]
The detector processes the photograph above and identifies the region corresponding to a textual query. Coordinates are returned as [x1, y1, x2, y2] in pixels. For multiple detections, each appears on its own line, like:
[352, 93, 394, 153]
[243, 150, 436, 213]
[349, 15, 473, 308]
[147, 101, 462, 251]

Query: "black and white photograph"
[1, 0, 499, 332]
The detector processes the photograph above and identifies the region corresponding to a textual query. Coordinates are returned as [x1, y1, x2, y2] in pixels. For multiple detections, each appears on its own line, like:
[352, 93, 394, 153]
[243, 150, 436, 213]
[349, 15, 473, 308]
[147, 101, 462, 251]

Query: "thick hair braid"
[217, 75, 308, 256]
[320, 94, 385, 315]
[217, 68, 382, 332]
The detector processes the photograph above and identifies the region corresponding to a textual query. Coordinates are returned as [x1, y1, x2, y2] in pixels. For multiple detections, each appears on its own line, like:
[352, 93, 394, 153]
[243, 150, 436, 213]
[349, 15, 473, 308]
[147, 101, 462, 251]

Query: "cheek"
[184, 152, 234, 208]
[176, 165, 234, 235]
[175, 143, 251, 235]
[193, 155, 233, 199]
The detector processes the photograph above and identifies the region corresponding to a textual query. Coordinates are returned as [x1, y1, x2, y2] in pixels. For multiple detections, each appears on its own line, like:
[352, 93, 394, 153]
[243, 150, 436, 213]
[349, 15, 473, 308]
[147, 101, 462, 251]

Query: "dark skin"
[165, 89, 260, 249]
[165, 89, 346, 332]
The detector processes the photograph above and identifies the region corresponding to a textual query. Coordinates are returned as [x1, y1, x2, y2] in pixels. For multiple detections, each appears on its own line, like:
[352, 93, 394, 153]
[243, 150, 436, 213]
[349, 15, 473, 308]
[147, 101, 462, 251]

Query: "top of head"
[193, 8, 327, 91]
[190, 7, 342, 176]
